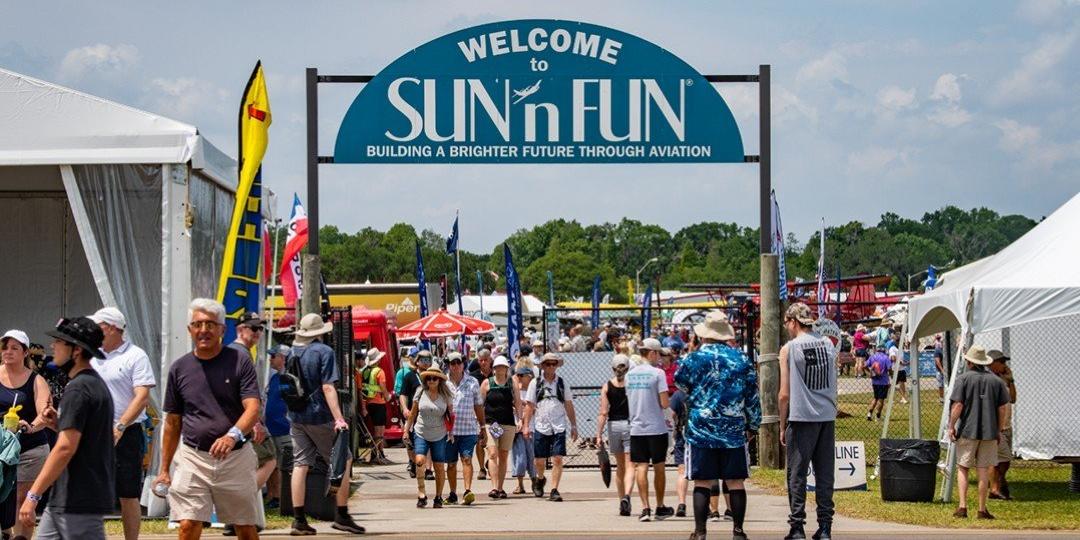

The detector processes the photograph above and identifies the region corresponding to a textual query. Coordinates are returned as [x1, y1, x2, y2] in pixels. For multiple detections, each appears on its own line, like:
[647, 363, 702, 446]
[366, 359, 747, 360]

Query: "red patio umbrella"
[395, 309, 496, 339]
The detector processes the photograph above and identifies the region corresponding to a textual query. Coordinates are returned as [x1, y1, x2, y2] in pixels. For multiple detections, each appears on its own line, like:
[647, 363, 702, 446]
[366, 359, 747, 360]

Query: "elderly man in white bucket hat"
[288, 313, 364, 535]
[948, 345, 1010, 520]
[359, 347, 391, 465]
[522, 352, 578, 502]
[675, 311, 760, 540]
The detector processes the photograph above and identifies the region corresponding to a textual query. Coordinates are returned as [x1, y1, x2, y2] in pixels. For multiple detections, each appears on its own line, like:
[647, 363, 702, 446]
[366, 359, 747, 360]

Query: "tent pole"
[910, 335, 921, 437]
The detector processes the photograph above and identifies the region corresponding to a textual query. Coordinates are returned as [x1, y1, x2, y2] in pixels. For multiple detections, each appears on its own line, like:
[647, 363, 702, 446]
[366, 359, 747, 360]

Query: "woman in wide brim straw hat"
[359, 348, 390, 464]
[404, 366, 454, 508]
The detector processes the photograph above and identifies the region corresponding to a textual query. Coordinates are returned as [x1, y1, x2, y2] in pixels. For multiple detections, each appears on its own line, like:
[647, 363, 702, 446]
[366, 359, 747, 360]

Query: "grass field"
[104, 511, 294, 535]
[751, 461, 1080, 530]
[834, 379, 944, 465]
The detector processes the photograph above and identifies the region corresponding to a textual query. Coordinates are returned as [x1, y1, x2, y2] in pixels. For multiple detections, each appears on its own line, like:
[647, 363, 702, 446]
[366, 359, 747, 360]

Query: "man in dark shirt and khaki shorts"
[948, 346, 1009, 520]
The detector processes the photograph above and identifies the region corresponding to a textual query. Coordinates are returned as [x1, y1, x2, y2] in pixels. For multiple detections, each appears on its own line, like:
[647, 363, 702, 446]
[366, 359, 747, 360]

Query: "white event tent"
[906, 191, 1080, 468]
[449, 293, 549, 327]
[0, 67, 240, 511]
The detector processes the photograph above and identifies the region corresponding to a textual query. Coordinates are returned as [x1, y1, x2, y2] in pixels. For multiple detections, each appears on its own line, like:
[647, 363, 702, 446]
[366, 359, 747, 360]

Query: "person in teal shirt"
[395, 347, 419, 395]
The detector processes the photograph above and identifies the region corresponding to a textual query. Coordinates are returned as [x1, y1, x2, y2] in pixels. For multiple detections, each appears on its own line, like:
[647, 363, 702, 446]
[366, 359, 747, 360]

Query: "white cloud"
[993, 118, 1079, 169]
[58, 43, 138, 81]
[846, 146, 909, 175]
[991, 30, 1077, 104]
[796, 51, 848, 85]
[146, 77, 228, 119]
[876, 85, 917, 111]
[927, 106, 972, 127]
[994, 119, 1041, 152]
[929, 73, 963, 103]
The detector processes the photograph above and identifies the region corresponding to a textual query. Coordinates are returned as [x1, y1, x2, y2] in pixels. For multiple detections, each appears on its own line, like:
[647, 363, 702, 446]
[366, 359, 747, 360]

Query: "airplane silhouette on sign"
[512, 80, 542, 104]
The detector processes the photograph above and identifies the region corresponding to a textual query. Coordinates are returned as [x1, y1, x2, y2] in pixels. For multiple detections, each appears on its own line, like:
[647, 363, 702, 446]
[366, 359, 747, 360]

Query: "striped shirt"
[448, 373, 482, 436]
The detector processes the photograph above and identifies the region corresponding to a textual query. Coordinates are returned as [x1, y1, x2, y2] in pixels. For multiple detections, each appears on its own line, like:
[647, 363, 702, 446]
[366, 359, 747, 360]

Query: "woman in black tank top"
[479, 360, 522, 498]
[596, 354, 632, 511]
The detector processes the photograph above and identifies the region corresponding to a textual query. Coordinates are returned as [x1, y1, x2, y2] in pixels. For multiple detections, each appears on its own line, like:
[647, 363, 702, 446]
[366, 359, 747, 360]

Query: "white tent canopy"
[449, 293, 549, 323]
[907, 191, 1080, 339]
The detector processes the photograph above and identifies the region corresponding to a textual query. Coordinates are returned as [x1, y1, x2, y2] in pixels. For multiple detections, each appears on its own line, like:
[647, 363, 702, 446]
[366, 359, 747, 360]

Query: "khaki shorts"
[957, 438, 997, 469]
[997, 428, 1013, 463]
[486, 424, 517, 452]
[254, 438, 276, 466]
[292, 423, 349, 468]
[18, 444, 50, 483]
[169, 443, 260, 525]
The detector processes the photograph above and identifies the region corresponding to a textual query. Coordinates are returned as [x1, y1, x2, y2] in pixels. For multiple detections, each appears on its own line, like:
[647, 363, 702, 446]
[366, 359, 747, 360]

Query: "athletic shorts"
[413, 434, 451, 464]
[872, 384, 890, 400]
[673, 436, 685, 466]
[607, 420, 631, 454]
[254, 438, 276, 466]
[630, 434, 669, 465]
[855, 349, 868, 359]
[896, 370, 908, 384]
[997, 429, 1013, 464]
[292, 423, 350, 468]
[957, 438, 997, 469]
[366, 403, 387, 427]
[533, 431, 567, 458]
[686, 444, 750, 481]
[447, 434, 478, 462]
[114, 425, 147, 498]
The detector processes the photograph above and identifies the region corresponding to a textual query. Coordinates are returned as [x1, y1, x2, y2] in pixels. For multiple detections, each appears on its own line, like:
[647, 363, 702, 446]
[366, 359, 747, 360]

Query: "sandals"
[512, 486, 527, 495]
[497, 490, 508, 499]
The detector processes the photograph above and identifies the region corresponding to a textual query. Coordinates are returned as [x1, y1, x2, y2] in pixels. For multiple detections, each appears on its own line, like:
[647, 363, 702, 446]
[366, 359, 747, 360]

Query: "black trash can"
[879, 439, 939, 502]
[279, 456, 336, 520]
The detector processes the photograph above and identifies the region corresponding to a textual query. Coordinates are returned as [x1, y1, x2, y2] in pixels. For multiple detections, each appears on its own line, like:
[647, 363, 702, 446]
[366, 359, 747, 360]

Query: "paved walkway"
[229, 447, 1074, 539]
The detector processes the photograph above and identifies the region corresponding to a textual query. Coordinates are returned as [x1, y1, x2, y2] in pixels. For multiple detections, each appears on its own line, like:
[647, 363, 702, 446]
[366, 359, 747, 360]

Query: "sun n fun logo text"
[334, 20, 745, 164]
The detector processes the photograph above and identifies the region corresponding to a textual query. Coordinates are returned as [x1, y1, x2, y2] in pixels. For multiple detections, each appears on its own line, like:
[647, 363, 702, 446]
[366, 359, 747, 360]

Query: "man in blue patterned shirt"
[675, 311, 761, 540]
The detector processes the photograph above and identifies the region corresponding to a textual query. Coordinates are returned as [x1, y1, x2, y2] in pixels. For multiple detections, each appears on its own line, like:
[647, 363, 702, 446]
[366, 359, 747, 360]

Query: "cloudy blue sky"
[2, 1, 1077, 253]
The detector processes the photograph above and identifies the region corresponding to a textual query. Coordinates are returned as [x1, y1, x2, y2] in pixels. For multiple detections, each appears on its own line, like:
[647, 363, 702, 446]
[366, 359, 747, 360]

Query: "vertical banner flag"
[770, 190, 788, 301]
[816, 217, 827, 318]
[447, 214, 463, 316]
[627, 279, 635, 304]
[546, 270, 555, 306]
[642, 282, 653, 338]
[591, 275, 601, 329]
[439, 275, 448, 309]
[925, 265, 938, 291]
[261, 220, 272, 285]
[279, 194, 307, 310]
[476, 270, 485, 316]
[415, 241, 429, 317]
[504, 244, 523, 359]
[218, 61, 271, 343]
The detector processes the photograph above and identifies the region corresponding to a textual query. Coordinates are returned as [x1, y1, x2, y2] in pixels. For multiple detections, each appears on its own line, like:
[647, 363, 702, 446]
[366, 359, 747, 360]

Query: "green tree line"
[269, 206, 1037, 303]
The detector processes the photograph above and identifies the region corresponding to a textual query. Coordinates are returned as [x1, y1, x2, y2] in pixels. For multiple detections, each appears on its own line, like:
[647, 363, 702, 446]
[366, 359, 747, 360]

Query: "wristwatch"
[115, 421, 127, 432]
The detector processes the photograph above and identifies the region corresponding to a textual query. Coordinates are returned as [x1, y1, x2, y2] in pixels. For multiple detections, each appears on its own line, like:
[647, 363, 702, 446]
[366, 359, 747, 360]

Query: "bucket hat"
[694, 310, 736, 341]
[365, 348, 386, 368]
[963, 346, 993, 366]
[294, 313, 333, 344]
[46, 317, 105, 359]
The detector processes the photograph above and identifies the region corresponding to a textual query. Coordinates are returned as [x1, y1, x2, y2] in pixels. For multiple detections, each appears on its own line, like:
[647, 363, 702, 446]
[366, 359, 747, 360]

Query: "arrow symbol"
[840, 462, 857, 476]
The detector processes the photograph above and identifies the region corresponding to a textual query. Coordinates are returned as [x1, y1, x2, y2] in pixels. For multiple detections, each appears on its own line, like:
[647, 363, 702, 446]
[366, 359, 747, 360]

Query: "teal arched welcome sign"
[334, 20, 744, 164]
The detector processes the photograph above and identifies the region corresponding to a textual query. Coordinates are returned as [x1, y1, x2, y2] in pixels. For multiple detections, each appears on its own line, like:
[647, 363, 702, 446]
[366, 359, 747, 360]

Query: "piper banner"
[334, 20, 744, 164]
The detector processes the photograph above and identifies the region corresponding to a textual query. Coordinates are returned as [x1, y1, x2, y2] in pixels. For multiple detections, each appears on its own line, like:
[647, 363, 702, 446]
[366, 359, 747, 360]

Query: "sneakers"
[425, 469, 435, 481]
[724, 509, 734, 521]
[687, 533, 707, 540]
[533, 476, 546, 498]
[733, 528, 749, 540]
[708, 511, 721, 522]
[549, 488, 563, 502]
[977, 510, 996, 520]
[639, 508, 653, 522]
[675, 503, 687, 517]
[332, 514, 366, 534]
[290, 519, 317, 536]
[446, 492, 458, 505]
[784, 524, 806, 539]
[655, 505, 675, 519]
[416, 496, 428, 508]
[866, 412, 873, 421]
[619, 496, 632, 516]
[812, 523, 832, 540]
[432, 496, 444, 509]
[463, 490, 475, 505]
[478, 467, 488, 480]
[223, 525, 236, 537]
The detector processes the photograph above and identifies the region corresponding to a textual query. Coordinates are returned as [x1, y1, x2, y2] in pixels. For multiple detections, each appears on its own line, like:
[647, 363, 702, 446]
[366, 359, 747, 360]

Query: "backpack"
[535, 376, 566, 403]
[279, 349, 313, 412]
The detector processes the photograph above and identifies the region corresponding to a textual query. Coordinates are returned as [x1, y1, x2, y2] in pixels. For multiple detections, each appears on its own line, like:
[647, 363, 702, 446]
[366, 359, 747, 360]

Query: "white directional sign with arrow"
[808, 441, 868, 491]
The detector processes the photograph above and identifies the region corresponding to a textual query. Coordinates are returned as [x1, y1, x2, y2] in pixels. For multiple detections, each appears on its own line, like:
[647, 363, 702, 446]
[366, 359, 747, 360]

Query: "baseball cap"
[785, 303, 815, 325]
[447, 351, 464, 364]
[611, 354, 630, 369]
[89, 307, 126, 330]
[407, 346, 419, 357]
[237, 311, 265, 329]
[640, 337, 663, 352]
[1, 330, 30, 349]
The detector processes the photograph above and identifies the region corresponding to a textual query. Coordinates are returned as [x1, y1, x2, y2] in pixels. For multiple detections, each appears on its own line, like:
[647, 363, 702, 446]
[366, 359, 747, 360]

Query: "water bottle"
[153, 481, 169, 498]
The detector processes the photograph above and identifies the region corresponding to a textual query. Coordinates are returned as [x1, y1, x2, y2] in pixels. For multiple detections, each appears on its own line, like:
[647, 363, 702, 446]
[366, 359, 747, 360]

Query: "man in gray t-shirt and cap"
[627, 337, 672, 522]
[779, 303, 838, 540]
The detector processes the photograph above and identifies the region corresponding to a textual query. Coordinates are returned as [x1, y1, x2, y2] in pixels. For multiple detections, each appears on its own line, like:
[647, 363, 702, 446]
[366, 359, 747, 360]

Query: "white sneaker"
[900, 398, 908, 404]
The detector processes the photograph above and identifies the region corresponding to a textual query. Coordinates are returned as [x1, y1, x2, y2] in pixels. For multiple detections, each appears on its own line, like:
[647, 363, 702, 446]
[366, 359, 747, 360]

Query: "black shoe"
[639, 508, 652, 522]
[785, 524, 806, 539]
[655, 505, 675, 519]
[733, 528, 749, 540]
[266, 497, 280, 509]
[688, 533, 707, 540]
[676, 503, 687, 517]
[724, 509, 734, 521]
[533, 476, 546, 498]
[446, 492, 459, 504]
[223, 524, 236, 536]
[332, 514, 366, 534]
[708, 511, 721, 522]
[425, 469, 435, 481]
[478, 467, 488, 480]
[619, 496, 631, 516]
[812, 523, 832, 540]
[290, 519, 317, 536]
[549, 488, 562, 502]
[416, 496, 428, 508]
[432, 496, 444, 509]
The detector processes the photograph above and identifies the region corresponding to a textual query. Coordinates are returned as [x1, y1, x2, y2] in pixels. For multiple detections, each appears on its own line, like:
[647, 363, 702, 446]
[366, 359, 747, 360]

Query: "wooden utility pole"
[758, 253, 781, 469]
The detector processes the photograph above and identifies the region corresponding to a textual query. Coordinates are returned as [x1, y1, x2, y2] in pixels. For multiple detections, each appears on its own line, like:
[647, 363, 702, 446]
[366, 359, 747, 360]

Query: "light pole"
[635, 257, 659, 300]
[906, 270, 928, 293]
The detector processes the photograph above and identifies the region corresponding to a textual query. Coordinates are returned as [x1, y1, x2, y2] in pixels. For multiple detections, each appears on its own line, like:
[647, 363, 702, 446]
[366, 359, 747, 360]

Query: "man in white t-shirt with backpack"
[628, 337, 672, 522]
[522, 352, 579, 502]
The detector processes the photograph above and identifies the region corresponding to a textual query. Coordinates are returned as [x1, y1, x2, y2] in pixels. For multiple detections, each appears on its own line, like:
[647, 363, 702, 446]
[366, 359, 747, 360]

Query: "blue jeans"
[413, 433, 451, 464]
[512, 432, 536, 478]
[447, 434, 478, 462]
